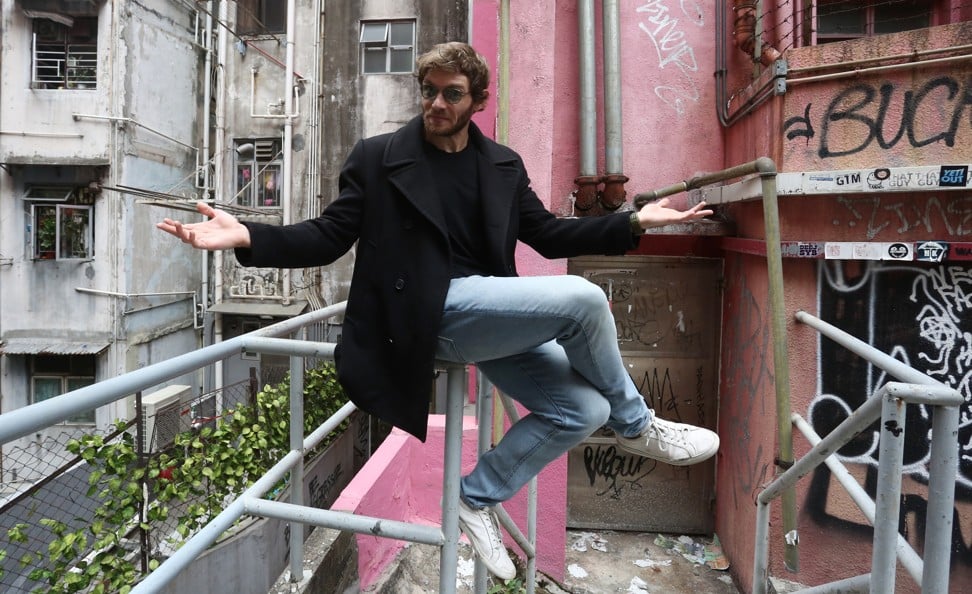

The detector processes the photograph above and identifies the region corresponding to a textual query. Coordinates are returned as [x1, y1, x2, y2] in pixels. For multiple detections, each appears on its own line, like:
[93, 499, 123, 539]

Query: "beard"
[423, 102, 477, 138]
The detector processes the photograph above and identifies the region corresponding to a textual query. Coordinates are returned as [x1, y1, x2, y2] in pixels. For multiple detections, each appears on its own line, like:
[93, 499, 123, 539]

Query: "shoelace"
[649, 420, 690, 452]
[478, 508, 502, 549]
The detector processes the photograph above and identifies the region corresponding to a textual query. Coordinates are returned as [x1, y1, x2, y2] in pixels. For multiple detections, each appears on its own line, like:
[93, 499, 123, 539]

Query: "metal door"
[566, 255, 723, 533]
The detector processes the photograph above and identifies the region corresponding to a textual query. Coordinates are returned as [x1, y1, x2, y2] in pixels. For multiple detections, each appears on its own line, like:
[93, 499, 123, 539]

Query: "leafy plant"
[0, 363, 348, 593]
[487, 577, 527, 594]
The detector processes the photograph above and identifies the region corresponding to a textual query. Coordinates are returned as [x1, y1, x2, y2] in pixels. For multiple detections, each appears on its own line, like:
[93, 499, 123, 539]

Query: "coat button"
[394, 278, 406, 290]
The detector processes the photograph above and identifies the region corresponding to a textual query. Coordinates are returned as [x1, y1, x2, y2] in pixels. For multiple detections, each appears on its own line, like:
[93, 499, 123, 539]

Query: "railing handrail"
[752, 311, 962, 594]
[0, 301, 347, 444]
[2, 298, 538, 593]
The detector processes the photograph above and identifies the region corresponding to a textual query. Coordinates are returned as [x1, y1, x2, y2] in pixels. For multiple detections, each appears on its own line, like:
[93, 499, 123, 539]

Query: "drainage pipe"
[600, 0, 627, 210]
[497, 0, 510, 146]
[574, 0, 599, 212]
[280, 0, 297, 304]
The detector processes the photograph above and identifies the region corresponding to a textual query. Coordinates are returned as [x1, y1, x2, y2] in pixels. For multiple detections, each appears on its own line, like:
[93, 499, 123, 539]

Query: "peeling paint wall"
[0, 1, 203, 470]
[716, 11, 972, 594]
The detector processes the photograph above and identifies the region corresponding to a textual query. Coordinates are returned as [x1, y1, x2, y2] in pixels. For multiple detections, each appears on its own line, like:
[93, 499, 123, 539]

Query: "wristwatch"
[629, 212, 644, 235]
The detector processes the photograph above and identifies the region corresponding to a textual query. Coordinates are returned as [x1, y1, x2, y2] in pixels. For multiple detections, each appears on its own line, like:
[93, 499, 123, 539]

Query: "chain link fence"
[0, 379, 255, 594]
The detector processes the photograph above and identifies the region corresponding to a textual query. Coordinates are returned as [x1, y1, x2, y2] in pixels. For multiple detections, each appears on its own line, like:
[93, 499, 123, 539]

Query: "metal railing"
[751, 311, 963, 594]
[0, 301, 537, 593]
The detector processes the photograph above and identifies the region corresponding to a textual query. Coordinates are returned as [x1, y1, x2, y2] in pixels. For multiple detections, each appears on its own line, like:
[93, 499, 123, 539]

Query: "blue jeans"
[435, 274, 652, 508]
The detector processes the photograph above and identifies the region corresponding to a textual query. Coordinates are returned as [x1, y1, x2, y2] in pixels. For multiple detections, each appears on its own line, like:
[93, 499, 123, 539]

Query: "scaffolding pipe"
[755, 158, 799, 572]
[288, 329, 306, 582]
[871, 392, 906, 593]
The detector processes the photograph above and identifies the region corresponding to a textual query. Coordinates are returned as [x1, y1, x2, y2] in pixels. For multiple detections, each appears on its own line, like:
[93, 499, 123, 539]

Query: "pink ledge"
[332, 413, 567, 589]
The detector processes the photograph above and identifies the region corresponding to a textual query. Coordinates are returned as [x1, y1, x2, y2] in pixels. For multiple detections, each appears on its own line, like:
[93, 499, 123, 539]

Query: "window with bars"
[235, 139, 282, 208]
[31, 355, 96, 424]
[25, 186, 94, 260]
[31, 16, 97, 89]
[237, 0, 286, 35]
[815, 0, 932, 44]
[360, 20, 416, 74]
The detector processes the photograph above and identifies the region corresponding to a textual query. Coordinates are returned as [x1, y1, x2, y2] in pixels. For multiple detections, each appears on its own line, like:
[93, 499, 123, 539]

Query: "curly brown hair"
[415, 42, 490, 102]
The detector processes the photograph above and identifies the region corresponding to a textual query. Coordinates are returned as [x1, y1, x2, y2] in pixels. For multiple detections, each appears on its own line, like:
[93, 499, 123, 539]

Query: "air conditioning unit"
[141, 385, 190, 453]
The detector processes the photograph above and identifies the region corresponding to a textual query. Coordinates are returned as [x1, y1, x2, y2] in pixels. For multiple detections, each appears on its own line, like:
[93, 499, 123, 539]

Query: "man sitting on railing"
[157, 41, 719, 581]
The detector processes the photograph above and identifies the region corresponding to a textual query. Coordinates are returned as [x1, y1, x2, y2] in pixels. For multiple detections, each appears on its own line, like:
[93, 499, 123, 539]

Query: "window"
[31, 16, 97, 89]
[360, 20, 415, 74]
[26, 186, 93, 260]
[31, 355, 96, 424]
[816, 0, 931, 44]
[237, 0, 286, 35]
[235, 140, 282, 208]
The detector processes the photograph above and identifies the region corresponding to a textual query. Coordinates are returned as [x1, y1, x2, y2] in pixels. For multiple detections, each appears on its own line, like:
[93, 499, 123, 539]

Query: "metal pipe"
[578, 0, 597, 177]
[70, 114, 197, 150]
[871, 393, 906, 593]
[921, 404, 961, 594]
[440, 364, 466, 593]
[288, 329, 306, 582]
[791, 414, 924, 585]
[281, 0, 297, 303]
[633, 158, 772, 207]
[213, 0, 230, 398]
[497, 0, 510, 146]
[795, 311, 962, 392]
[243, 498, 444, 545]
[602, 0, 622, 176]
[790, 573, 870, 593]
[787, 43, 972, 76]
[601, 0, 628, 210]
[787, 52, 972, 86]
[474, 374, 493, 594]
[757, 158, 799, 572]
[0, 302, 347, 443]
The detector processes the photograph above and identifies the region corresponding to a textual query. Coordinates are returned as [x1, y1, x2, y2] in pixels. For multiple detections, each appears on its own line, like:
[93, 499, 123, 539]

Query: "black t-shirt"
[423, 141, 491, 278]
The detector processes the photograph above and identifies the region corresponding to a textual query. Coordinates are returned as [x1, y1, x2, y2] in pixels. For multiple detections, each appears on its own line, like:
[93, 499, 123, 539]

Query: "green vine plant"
[0, 363, 348, 593]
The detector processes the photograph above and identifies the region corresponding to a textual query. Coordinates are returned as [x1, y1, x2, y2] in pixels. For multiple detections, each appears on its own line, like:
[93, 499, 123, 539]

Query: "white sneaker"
[455, 498, 516, 580]
[616, 416, 719, 466]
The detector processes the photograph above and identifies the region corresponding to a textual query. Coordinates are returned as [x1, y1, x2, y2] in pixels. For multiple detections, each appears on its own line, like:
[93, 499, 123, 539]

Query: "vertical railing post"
[871, 390, 906, 593]
[288, 332, 305, 582]
[439, 364, 465, 594]
[921, 404, 960, 594]
[474, 371, 493, 594]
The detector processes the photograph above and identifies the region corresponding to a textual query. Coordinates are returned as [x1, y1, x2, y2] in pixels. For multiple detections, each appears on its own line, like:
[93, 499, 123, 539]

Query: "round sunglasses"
[420, 84, 469, 104]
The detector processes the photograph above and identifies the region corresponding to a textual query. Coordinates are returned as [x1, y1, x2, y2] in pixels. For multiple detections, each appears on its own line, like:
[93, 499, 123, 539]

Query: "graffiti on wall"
[636, 0, 705, 115]
[810, 260, 971, 561]
[722, 263, 773, 511]
[784, 75, 972, 159]
[831, 194, 972, 240]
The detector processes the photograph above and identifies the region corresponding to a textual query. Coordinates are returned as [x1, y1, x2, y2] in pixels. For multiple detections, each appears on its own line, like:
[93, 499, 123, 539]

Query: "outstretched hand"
[156, 202, 251, 250]
[634, 198, 713, 230]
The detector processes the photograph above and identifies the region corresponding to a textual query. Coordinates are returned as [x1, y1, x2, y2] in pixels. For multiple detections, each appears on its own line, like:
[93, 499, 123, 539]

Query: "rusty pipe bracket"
[600, 174, 629, 211]
[572, 175, 601, 211]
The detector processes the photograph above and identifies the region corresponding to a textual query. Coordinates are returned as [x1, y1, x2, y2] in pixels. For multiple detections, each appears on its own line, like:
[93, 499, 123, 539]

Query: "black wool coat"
[236, 115, 638, 440]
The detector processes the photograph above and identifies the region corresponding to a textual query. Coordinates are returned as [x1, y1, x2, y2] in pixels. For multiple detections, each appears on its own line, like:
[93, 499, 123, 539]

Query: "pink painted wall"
[466, 0, 728, 584]
[468, 3, 972, 594]
[718, 13, 972, 594]
[333, 415, 569, 588]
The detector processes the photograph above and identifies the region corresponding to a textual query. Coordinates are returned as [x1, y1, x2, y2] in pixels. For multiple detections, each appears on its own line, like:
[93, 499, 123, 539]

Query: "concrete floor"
[362, 528, 743, 593]
[560, 529, 739, 594]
